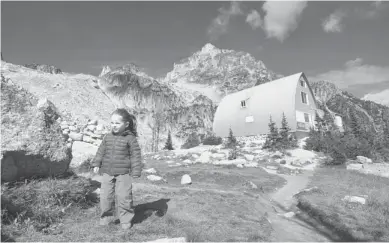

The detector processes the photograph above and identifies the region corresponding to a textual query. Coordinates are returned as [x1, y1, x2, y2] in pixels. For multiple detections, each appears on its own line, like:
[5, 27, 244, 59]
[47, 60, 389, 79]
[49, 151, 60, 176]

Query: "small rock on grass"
[147, 175, 164, 181]
[284, 212, 295, 218]
[181, 174, 192, 185]
[144, 168, 157, 174]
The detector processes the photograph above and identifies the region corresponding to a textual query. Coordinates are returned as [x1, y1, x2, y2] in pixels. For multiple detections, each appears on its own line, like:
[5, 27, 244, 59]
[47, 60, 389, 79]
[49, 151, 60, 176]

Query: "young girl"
[92, 108, 143, 230]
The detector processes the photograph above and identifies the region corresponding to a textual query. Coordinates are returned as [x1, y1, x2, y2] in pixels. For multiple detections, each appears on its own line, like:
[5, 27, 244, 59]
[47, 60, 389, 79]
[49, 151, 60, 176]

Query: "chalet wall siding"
[294, 75, 319, 132]
[213, 72, 316, 137]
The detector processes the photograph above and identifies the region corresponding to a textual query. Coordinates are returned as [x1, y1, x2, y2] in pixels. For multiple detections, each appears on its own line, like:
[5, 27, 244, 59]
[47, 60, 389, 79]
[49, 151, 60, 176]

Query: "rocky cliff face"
[23, 63, 62, 74]
[311, 80, 389, 135]
[163, 43, 281, 103]
[98, 63, 216, 151]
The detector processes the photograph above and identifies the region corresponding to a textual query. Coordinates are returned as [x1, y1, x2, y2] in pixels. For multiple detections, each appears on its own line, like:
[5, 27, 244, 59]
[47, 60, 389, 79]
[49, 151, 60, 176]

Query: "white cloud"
[355, 1, 388, 19]
[362, 89, 389, 107]
[207, 1, 243, 40]
[260, 1, 307, 42]
[246, 10, 262, 30]
[322, 10, 347, 33]
[309, 58, 389, 89]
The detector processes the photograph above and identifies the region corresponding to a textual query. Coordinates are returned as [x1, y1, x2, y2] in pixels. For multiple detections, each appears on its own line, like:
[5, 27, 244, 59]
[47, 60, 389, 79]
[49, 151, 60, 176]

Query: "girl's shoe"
[99, 217, 111, 226]
[121, 223, 132, 230]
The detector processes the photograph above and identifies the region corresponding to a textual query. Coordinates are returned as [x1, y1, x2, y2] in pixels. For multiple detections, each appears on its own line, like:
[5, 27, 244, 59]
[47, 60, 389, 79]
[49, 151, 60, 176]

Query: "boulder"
[342, 195, 366, 205]
[69, 132, 83, 141]
[244, 154, 255, 161]
[144, 168, 157, 174]
[60, 124, 69, 130]
[181, 174, 192, 185]
[88, 120, 98, 125]
[147, 175, 164, 182]
[236, 164, 244, 168]
[71, 141, 98, 168]
[247, 181, 257, 189]
[82, 135, 96, 144]
[87, 125, 97, 131]
[284, 212, 295, 218]
[347, 163, 364, 171]
[1, 79, 71, 182]
[95, 124, 104, 131]
[69, 125, 78, 132]
[356, 156, 373, 164]
[36, 98, 59, 123]
[197, 151, 212, 163]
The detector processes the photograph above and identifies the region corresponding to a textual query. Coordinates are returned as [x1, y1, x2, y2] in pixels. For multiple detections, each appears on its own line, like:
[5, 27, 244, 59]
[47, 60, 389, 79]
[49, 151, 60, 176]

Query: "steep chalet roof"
[213, 72, 318, 137]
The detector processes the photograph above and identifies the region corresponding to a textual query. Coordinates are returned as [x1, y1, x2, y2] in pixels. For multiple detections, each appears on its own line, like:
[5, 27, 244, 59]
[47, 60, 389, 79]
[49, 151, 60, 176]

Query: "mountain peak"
[201, 43, 217, 52]
[99, 66, 112, 77]
[164, 44, 279, 103]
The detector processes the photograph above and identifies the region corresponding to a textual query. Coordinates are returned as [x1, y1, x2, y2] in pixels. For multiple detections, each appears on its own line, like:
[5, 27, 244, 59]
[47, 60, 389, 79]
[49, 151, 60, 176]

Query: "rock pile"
[59, 119, 109, 148]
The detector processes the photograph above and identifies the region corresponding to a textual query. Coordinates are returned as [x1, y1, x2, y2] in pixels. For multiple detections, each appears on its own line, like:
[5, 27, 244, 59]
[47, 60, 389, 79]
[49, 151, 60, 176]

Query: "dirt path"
[265, 170, 333, 242]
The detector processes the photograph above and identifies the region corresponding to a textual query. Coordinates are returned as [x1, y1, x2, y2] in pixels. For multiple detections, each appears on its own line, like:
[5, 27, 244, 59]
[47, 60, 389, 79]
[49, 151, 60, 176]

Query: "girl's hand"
[93, 167, 99, 174]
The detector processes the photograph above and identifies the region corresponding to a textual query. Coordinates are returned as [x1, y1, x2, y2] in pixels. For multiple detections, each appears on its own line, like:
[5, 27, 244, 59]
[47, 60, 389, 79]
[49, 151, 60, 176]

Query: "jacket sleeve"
[91, 135, 107, 168]
[128, 135, 143, 177]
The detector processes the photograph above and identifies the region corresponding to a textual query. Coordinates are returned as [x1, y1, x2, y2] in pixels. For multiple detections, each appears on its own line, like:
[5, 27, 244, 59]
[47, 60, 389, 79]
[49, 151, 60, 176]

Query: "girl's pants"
[100, 173, 134, 225]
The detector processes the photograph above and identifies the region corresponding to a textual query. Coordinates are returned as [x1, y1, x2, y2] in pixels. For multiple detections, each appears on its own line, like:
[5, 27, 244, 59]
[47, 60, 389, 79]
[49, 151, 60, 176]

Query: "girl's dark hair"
[111, 108, 138, 136]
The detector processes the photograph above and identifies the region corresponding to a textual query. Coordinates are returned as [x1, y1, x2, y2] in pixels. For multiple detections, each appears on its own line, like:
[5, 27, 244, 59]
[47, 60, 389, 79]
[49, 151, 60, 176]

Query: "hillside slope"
[1, 61, 115, 125]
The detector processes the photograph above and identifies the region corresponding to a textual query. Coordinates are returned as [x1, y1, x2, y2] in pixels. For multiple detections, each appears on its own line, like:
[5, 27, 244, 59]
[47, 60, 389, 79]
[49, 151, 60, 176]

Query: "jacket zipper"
[111, 136, 116, 175]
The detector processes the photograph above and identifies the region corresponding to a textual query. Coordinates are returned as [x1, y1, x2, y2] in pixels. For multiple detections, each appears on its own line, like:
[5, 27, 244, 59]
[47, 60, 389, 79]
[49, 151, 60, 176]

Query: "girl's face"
[111, 114, 129, 134]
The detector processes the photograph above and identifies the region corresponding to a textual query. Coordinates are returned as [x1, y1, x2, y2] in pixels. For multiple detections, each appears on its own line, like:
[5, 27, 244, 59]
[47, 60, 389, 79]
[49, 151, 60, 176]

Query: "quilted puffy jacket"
[92, 130, 143, 176]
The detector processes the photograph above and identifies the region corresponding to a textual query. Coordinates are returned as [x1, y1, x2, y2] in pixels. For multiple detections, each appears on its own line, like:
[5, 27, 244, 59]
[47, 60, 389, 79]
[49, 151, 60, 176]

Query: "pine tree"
[349, 109, 363, 138]
[163, 130, 174, 150]
[264, 115, 280, 149]
[226, 128, 237, 148]
[322, 111, 334, 133]
[226, 128, 237, 160]
[279, 112, 291, 142]
[314, 111, 325, 135]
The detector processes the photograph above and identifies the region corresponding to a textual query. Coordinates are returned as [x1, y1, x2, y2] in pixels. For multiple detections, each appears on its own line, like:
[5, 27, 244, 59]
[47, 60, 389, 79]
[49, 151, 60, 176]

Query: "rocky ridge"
[23, 63, 62, 74]
[163, 43, 282, 103]
[311, 80, 389, 136]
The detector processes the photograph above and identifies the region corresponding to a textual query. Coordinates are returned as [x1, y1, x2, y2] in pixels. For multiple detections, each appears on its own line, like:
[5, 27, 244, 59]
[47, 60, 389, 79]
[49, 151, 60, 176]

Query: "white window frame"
[300, 80, 306, 87]
[241, 100, 246, 108]
[304, 113, 310, 123]
[301, 92, 309, 105]
[245, 116, 254, 123]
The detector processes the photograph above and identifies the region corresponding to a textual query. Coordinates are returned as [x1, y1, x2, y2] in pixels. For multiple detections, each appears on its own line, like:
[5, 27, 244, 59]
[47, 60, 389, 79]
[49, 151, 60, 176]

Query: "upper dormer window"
[301, 92, 309, 104]
[241, 100, 246, 108]
[300, 80, 306, 87]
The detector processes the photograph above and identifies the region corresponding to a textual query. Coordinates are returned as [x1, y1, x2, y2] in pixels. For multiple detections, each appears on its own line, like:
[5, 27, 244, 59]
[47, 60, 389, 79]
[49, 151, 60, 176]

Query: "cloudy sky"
[2, 1, 389, 101]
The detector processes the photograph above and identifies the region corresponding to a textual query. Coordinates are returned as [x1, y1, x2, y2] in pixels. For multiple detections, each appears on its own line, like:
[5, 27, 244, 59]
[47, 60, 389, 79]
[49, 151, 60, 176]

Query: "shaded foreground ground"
[296, 166, 389, 241]
[1, 157, 337, 242]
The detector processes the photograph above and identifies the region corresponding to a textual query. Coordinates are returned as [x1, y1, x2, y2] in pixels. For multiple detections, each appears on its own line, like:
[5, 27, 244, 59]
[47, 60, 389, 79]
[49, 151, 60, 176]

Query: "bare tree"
[149, 109, 167, 152]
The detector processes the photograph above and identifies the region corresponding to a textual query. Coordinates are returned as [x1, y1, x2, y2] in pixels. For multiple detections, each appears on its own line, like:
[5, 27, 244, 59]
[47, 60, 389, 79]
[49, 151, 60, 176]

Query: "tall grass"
[1, 173, 97, 238]
[296, 167, 389, 241]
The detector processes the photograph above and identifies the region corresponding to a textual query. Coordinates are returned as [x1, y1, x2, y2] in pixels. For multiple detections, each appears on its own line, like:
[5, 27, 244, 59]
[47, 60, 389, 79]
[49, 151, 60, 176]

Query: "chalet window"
[300, 80, 306, 87]
[304, 113, 310, 122]
[301, 92, 308, 104]
[241, 100, 246, 108]
[245, 116, 254, 123]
